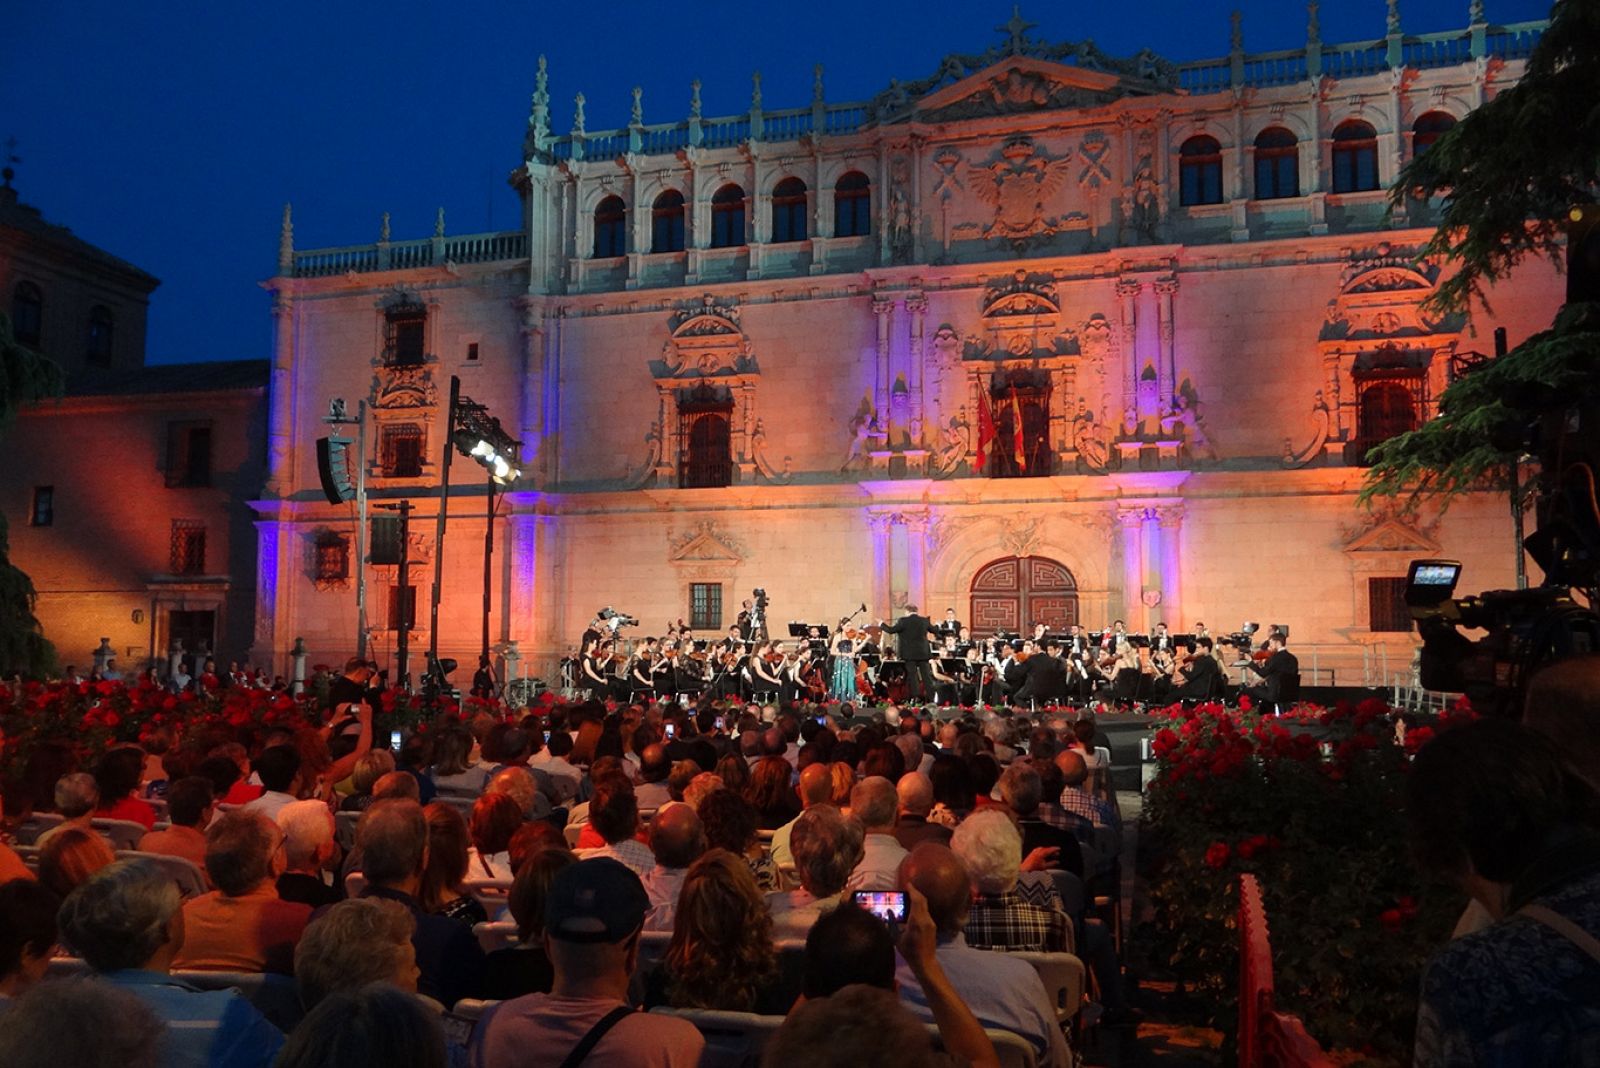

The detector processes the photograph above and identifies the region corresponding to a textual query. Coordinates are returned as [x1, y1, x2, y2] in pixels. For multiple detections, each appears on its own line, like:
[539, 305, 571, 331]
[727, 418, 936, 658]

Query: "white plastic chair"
[1007, 950, 1086, 1026]
[118, 850, 208, 898]
[171, 969, 304, 1032]
[928, 1025, 1040, 1068]
[92, 818, 149, 852]
[450, 998, 499, 1021]
[650, 1007, 786, 1068]
[344, 871, 367, 898]
[13, 812, 62, 845]
[471, 921, 520, 955]
[462, 877, 514, 915]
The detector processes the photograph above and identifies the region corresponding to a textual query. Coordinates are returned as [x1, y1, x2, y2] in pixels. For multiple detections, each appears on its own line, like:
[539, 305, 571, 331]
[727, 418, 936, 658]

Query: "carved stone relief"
[955, 137, 1083, 251]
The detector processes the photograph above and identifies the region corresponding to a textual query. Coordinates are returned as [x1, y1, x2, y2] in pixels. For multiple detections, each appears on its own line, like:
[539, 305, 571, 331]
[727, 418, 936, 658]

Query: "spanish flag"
[1009, 387, 1027, 472]
[976, 390, 996, 470]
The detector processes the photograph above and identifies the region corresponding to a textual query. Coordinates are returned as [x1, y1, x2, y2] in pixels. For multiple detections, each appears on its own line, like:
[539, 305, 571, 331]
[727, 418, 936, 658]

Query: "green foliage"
[1140, 701, 1471, 1066]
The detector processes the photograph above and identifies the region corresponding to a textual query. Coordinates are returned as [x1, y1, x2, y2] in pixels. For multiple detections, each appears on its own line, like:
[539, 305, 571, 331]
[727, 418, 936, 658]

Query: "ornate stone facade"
[258, 9, 1557, 684]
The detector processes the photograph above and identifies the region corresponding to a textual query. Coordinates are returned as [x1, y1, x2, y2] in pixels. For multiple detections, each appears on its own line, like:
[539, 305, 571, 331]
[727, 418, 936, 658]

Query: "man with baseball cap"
[468, 857, 704, 1067]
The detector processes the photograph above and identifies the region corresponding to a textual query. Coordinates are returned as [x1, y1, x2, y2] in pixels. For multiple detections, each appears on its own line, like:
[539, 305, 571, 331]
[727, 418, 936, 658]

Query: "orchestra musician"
[1241, 632, 1300, 708]
[880, 605, 938, 702]
[937, 608, 963, 641]
[1151, 622, 1174, 656]
[1014, 637, 1070, 705]
[1099, 635, 1141, 701]
[1000, 641, 1029, 695]
[959, 645, 985, 706]
[736, 599, 755, 641]
[1166, 636, 1225, 701]
[749, 641, 785, 702]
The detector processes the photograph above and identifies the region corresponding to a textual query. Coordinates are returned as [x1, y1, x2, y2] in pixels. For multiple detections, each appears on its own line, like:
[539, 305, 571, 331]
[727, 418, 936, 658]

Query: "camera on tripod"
[1405, 559, 1599, 714]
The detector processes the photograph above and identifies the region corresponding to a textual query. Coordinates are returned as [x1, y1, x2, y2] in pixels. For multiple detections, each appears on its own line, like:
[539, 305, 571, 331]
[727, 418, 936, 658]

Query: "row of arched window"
[10, 281, 115, 363]
[1177, 111, 1457, 206]
[594, 171, 872, 258]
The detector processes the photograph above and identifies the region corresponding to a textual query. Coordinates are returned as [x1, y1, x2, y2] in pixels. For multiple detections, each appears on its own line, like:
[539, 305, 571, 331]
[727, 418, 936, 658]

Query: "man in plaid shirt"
[950, 809, 1073, 954]
[1055, 750, 1120, 853]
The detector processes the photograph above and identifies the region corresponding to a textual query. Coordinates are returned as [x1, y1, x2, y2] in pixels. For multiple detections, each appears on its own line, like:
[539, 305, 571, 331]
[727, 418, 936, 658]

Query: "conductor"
[880, 605, 938, 702]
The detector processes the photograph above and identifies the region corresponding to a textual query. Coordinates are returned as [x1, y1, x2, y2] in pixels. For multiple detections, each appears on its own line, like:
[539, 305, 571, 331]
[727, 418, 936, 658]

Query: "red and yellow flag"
[1009, 387, 1027, 472]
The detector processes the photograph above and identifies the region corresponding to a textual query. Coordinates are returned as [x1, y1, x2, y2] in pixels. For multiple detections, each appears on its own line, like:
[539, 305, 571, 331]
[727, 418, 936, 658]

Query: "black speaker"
[316, 435, 355, 505]
[1570, 204, 1600, 305]
[370, 516, 403, 565]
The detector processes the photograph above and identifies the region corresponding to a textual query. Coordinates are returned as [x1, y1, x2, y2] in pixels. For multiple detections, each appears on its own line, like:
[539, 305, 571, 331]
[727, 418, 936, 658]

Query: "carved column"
[734, 381, 757, 482]
[906, 293, 928, 449]
[868, 511, 894, 623]
[1115, 279, 1142, 431]
[507, 512, 539, 650]
[250, 516, 286, 670]
[654, 386, 675, 486]
[904, 511, 929, 613]
[516, 298, 545, 488]
[1156, 505, 1184, 629]
[1118, 507, 1145, 629]
[873, 297, 894, 437]
[1323, 351, 1345, 440]
[1155, 277, 1179, 410]
[264, 292, 296, 498]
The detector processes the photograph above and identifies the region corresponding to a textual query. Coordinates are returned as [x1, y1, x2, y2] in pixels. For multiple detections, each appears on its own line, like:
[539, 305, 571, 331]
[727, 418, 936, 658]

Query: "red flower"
[1204, 841, 1231, 869]
[1404, 725, 1436, 755]
[1379, 908, 1403, 932]
[1237, 693, 1253, 713]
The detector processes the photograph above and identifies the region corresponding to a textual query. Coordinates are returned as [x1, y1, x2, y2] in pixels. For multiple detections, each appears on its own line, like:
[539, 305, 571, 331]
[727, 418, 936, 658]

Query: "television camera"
[597, 607, 639, 634]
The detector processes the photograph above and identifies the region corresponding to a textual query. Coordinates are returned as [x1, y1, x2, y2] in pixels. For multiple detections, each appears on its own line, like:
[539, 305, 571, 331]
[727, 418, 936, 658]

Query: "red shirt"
[96, 795, 158, 830]
[171, 885, 312, 974]
[223, 781, 265, 805]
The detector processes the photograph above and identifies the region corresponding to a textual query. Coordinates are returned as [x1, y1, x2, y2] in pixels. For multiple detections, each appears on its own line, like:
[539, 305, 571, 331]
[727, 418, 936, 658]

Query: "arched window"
[651, 190, 686, 254]
[1332, 120, 1379, 193]
[710, 184, 746, 249]
[771, 177, 808, 243]
[11, 282, 42, 347]
[1253, 127, 1298, 200]
[1412, 111, 1456, 156]
[834, 171, 871, 237]
[1179, 136, 1223, 207]
[86, 305, 115, 364]
[593, 195, 626, 258]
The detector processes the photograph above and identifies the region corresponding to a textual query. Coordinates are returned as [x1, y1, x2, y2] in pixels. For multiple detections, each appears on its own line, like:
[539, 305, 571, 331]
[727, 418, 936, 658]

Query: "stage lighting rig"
[450, 397, 522, 485]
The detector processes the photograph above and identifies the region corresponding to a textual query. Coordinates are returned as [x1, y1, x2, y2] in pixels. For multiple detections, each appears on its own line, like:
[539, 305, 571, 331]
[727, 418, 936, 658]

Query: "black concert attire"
[1002, 655, 1028, 696]
[882, 613, 937, 701]
[1242, 648, 1300, 707]
[629, 656, 657, 699]
[1014, 653, 1070, 705]
[1171, 653, 1224, 701]
[652, 656, 678, 699]
[749, 656, 784, 702]
[736, 611, 753, 641]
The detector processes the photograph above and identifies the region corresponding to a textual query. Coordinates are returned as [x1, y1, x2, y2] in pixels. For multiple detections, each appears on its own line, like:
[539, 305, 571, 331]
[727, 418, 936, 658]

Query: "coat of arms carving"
[958, 137, 1079, 248]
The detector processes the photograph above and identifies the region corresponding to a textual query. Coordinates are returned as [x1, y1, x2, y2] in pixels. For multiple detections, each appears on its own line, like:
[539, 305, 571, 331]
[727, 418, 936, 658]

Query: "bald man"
[1523, 655, 1600, 789]
[642, 803, 706, 932]
[635, 744, 674, 811]
[771, 763, 833, 869]
[895, 845, 1069, 1068]
[895, 772, 953, 851]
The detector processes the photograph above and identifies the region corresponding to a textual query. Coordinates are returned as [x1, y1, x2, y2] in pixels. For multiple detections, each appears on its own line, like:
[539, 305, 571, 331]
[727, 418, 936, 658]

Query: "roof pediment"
[915, 57, 1132, 123]
[1343, 518, 1441, 554]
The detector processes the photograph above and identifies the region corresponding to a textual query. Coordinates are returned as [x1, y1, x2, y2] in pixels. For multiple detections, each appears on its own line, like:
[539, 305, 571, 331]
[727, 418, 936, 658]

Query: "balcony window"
[593, 196, 626, 258]
[834, 171, 871, 237]
[651, 190, 686, 253]
[1253, 127, 1298, 200]
[771, 177, 808, 243]
[1332, 120, 1379, 193]
[710, 184, 746, 249]
[1179, 136, 1223, 206]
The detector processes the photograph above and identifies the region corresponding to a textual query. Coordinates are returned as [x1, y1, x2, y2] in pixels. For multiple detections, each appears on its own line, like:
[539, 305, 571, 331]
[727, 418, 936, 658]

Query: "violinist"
[750, 641, 785, 702]
[1169, 636, 1224, 701]
[1014, 637, 1071, 705]
[629, 638, 659, 699]
[1099, 636, 1142, 702]
[929, 634, 962, 706]
[652, 640, 679, 700]
[1241, 632, 1299, 708]
[959, 645, 985, 705]
[719, 626, 745, 655]
[581, 640, 623, 700]
[1002, 641, 1030, 695]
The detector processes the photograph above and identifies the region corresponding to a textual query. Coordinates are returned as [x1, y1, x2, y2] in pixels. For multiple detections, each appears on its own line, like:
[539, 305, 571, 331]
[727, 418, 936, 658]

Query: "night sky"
[3, 0, 1550, 365]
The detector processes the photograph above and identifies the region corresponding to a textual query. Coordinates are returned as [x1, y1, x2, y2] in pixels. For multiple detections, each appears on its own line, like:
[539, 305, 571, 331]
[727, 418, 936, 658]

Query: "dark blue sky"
[3, 0, 1549, 365]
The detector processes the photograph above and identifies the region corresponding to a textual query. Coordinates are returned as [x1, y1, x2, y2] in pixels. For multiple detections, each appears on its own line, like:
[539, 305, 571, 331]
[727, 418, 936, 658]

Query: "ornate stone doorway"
[969, 555, 1078, 636]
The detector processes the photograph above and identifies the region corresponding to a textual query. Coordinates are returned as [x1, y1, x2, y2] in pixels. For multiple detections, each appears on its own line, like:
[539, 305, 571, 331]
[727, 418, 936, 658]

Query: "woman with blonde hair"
[647, 849, 787, 1013]
[828, 761, 856, 807]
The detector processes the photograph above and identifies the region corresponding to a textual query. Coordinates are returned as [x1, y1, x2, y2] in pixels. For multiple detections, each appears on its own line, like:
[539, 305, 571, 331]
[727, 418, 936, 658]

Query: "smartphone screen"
[543, 730, 552, 744]
[852, 890, 907, 923]
[715, 716, 725, 730]
[664, 723, 676, 739]
[389, 729, 403, 752]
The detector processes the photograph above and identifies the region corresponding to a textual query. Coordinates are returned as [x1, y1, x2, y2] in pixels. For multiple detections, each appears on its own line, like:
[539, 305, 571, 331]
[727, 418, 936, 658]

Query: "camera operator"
[1240, 632, 1299, 709]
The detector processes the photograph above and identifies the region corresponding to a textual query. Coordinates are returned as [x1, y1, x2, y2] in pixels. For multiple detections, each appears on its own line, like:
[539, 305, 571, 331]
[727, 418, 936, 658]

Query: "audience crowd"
[0, 651, 1597, 1067]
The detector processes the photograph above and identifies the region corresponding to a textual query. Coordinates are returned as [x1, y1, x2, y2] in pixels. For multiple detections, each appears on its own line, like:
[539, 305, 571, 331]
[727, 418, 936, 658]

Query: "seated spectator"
[771, 764, 832, 869]
[397, 733, 437, 805]
[998, 764, 1084, 878]
[952, 809, 1071, 953]
[468, 858, 704, 1067]
[420, 801, 489, 927]
[777, 889, 1000, 1068]
[0, 797, 29, 884]
[209, 743, 263, 805]
[174, 810, 312, 974]
[846, 776, 909, 892]
[36, 772, 99, 846]
[529, 729, 582, 803]
[641, 803, 707, 931]
[927, 754, 976, 827]
[137, 776, 214, 877]
[666, 759, 701, 804]
[487, 765, 552, 823]
[714, 752, 750, 796]
[467, 792, 523, 882]
[480, 847, 575, 1001]
[1410, 719, 1600, 1065]
[241, 745, 302, 821]
[38, 826, 116, 903]
[57, 859, 284, 1066]
[430, 725, 491, 796]
[372, 770, 421, 804]
[894, 771, 953, 851]
[0, 878, 58, 998]
[648, 848, 787, 1013]
[829, 761, 856, 807]
[195, 755, 244, 809]
[699, 787, 781, 892]
[861, 742, 906, 784]
[275, 799, 341, 908]
[506, 822, 566, 875]
[0, 975, 167, 1068]
[1055, 750, 1119, 848]
[682, 771, 723, 811]
[577, 777, 653, 876]
[747, 755, 801, 830]
[339, 750, 396, 812]
[634, 744, 674, 810]
[768, 805, 865, 939]
[293, 898, 419, 1009]
[895, 843, 1069, 1068]
[343, 799, 485, 1008]
[275, 983, 447, 1068]
[93, 746, 158, 830]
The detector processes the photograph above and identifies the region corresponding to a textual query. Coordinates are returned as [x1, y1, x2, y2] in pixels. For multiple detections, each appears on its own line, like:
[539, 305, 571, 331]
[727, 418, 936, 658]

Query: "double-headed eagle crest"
[967, 136, 1074, 242]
